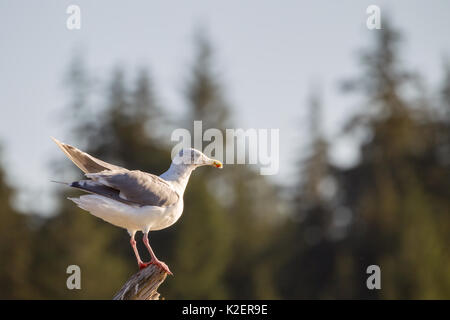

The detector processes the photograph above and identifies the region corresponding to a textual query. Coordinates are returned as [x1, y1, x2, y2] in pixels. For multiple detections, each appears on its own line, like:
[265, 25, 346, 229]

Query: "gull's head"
[173, 148, 223, 169]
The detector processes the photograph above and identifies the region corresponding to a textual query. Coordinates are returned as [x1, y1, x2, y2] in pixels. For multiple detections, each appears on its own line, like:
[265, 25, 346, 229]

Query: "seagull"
[51, 137, 223, 275]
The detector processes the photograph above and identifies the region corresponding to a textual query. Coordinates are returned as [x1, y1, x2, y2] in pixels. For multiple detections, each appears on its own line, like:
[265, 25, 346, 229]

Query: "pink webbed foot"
[138, 260, 173, 275]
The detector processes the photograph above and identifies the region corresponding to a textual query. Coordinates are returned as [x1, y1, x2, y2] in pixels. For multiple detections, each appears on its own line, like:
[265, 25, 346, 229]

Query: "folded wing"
[70, 180, 139, 206]
[52, 137, 179, 207]
[85, 170, 179, 207]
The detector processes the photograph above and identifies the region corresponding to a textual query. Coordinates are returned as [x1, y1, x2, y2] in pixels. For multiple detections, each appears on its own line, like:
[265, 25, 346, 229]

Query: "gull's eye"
[179, 150, 184, 157]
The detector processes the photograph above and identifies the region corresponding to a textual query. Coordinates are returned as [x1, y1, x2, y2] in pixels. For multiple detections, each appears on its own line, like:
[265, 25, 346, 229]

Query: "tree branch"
[113, 265, 168, 300]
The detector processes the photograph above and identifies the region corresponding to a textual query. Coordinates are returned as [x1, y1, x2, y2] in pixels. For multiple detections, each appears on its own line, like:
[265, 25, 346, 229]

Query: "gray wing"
[86, 170, 179, 207]
[70, 180, 139, 206]
[52, 137, 124, 173]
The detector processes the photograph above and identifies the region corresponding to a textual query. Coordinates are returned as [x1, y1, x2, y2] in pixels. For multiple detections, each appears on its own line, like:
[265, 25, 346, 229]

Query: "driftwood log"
[113, 265, 168, 300]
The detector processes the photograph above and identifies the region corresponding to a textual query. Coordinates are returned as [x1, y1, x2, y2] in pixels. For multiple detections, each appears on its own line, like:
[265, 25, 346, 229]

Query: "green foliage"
[0, 153, 34, 299]
[276, 21, 450, 299]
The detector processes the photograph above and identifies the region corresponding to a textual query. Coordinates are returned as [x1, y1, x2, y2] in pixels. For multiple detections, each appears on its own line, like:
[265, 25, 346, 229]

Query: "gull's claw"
[150, 259, 173, 275]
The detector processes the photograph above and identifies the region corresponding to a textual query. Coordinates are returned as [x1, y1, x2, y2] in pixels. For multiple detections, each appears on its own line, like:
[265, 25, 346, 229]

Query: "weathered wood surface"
[113, 265, 168, 300]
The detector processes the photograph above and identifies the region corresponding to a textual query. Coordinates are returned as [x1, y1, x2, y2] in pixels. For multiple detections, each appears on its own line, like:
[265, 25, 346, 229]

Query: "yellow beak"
[211, 160, 223, 168]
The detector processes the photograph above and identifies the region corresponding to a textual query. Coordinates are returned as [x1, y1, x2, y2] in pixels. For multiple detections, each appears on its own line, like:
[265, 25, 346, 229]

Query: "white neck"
[160, 162, 196, 195]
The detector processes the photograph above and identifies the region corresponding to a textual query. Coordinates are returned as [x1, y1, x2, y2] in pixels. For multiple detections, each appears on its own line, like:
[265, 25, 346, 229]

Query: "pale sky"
[1, 1, 449, 215]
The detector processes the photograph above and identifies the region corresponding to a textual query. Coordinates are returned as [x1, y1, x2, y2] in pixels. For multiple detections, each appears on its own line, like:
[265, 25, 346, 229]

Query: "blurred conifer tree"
[0, 150, 34, 299]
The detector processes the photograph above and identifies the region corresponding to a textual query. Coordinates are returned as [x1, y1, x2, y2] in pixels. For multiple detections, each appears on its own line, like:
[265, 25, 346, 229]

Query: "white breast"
[144, 199, 184, 231]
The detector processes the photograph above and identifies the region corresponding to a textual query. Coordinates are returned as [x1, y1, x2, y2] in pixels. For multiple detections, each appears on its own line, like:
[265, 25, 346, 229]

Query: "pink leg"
[130, 232, 147, 269]
[143, 233, 173, 275]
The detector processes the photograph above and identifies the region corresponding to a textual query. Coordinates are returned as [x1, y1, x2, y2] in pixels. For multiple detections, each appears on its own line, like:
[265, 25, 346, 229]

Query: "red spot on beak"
[212, 160, 223, 168]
